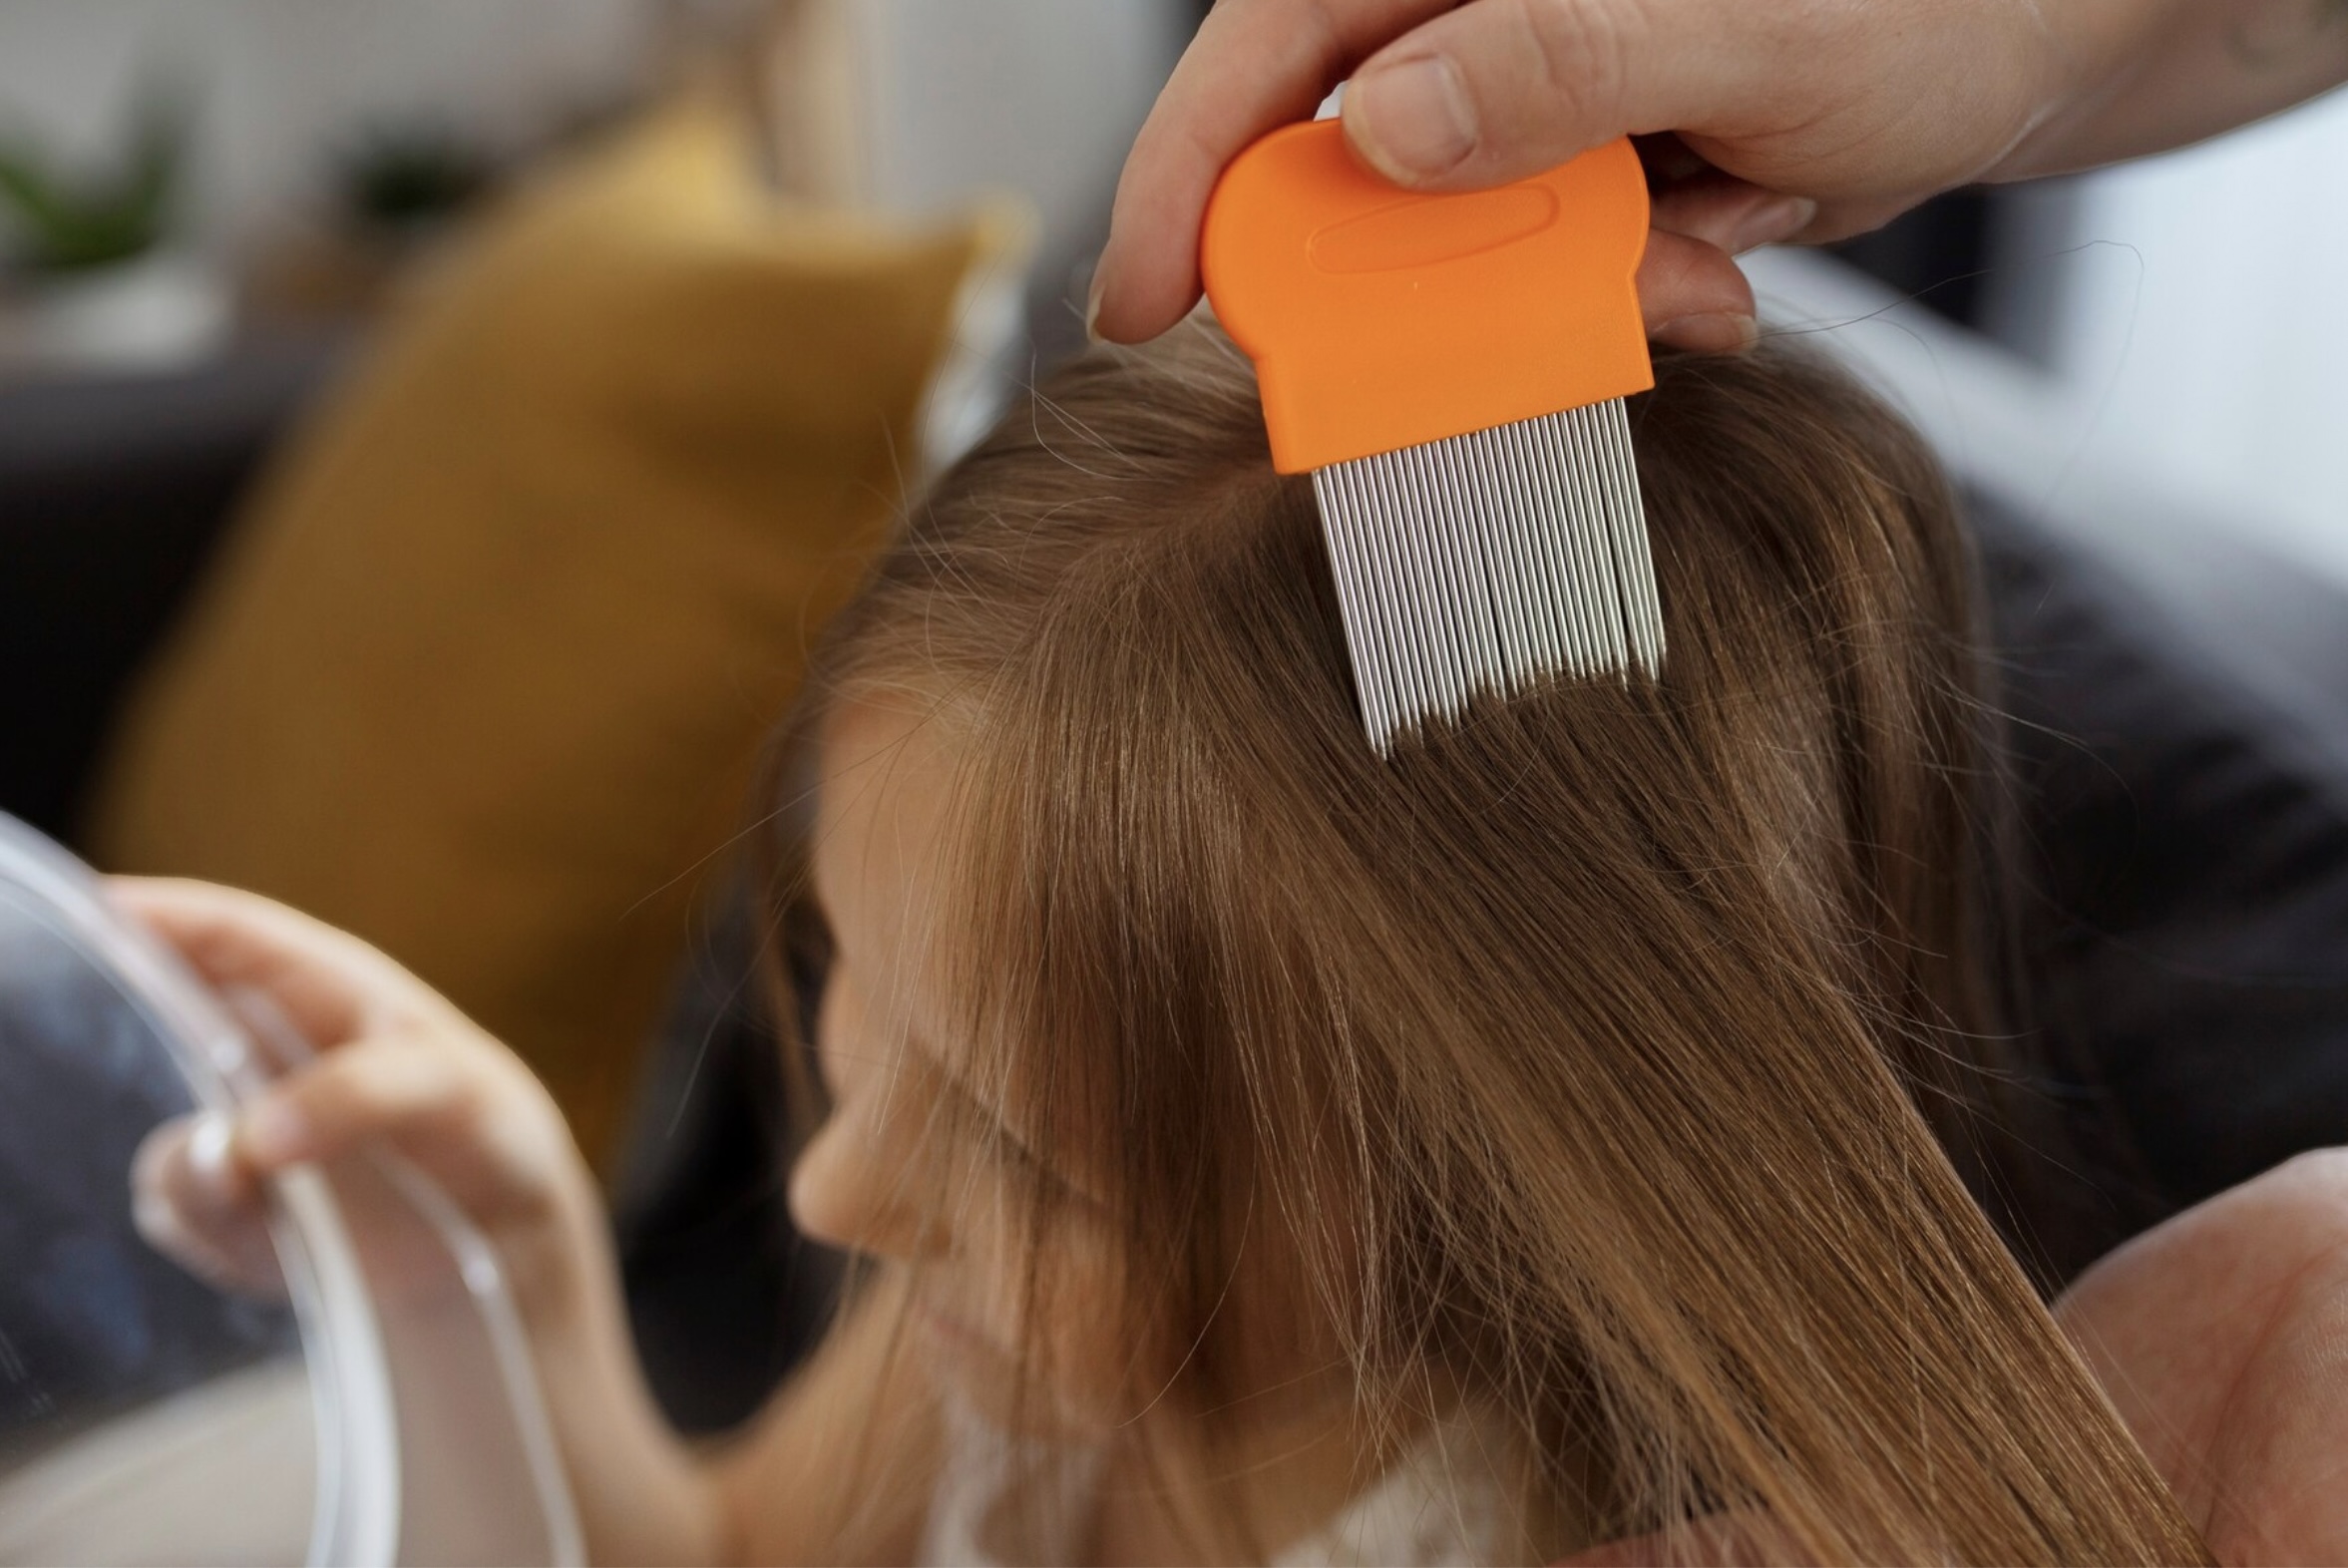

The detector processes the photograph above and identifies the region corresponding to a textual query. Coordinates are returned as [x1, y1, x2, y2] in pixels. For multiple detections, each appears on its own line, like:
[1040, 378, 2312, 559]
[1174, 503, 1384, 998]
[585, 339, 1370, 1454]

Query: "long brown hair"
[768, 324, 2206, 1563]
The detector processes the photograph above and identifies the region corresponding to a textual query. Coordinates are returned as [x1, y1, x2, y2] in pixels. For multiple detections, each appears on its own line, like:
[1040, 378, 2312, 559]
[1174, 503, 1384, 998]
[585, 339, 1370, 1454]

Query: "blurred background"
[1, 0, 2342, 1436]
[0, 0, 1188, 365]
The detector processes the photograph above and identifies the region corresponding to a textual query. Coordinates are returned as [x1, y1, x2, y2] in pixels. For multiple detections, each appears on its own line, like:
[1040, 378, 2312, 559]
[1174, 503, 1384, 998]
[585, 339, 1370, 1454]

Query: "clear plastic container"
[0, 816, 582, 1566]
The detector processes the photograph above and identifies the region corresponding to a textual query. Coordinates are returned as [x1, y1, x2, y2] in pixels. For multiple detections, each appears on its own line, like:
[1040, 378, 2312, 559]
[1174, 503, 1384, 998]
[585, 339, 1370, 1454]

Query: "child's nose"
[787, 1108, 948, 1261]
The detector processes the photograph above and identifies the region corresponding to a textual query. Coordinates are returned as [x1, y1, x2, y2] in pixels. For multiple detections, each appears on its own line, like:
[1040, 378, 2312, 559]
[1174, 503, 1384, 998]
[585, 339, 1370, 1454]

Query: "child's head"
[772, 326, 2200, 1562]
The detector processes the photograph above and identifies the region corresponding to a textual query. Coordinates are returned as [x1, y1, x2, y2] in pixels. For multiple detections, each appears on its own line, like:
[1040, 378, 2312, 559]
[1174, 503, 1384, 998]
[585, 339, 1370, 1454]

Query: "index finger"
[1090, 0, 1451, 343]
[107, 877, 455, 1048]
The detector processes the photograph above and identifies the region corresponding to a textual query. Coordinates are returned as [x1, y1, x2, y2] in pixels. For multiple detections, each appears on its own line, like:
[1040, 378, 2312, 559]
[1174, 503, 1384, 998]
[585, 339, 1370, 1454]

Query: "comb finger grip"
[1201, 122, 1664, 752]
[1201, 123, 1653, 475]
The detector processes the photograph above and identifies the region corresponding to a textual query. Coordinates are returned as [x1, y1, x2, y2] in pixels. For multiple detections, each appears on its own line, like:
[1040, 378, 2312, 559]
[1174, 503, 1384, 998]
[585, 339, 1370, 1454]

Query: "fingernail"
[187, 1111, 239, 1196]
[133, 1188, 194, 1253]
[1725, 196, 1816, 255]
[1083, 269, 1106, 343]
[240, 1098, 308, 1165]
[1654, 312, 1759, 353]
[1349, 55, 1477, 183]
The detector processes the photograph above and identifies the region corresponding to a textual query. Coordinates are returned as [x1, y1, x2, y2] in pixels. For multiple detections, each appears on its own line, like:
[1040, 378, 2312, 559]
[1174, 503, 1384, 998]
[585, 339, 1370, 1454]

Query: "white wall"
[855, 1, 1186, 251]
[0, 1, 653, 260]
[1749, 242, 2348, 779]
[0, 0, 1188, 328]
[1994, 88, 2348, 580]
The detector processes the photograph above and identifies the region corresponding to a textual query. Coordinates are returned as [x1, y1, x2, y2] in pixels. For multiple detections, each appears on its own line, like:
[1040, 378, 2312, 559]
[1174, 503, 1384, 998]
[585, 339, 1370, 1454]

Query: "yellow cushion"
[91, 106, 1014, 1165]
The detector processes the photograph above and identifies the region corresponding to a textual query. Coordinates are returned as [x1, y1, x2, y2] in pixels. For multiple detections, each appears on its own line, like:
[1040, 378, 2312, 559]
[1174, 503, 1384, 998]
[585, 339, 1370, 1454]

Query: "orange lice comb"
[1201, 120, 1663, 753]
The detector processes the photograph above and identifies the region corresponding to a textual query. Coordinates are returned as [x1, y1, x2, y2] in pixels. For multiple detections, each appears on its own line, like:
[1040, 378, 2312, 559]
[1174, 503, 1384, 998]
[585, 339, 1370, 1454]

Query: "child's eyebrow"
[899, 1016, 995, 1128]
[894, 1006, 1088, 1197]
[801, 835, 1100, 1200]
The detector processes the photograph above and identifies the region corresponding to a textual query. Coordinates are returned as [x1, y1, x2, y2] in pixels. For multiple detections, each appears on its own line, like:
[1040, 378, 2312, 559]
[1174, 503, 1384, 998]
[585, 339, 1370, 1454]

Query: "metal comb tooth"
[1595, 396, 1667, 676]
[1310, 397, 1664, 756]
[1544, 406, 1629, 676]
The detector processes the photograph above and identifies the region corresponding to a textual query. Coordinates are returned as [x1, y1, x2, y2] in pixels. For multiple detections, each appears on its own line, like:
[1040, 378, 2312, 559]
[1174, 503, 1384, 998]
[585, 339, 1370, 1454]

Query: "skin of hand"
[1091, 0, 2348, 349]
[120, 879, 595, 1316]
[2054, 1148, 2348, 1564]
[113, 877, 724, 1567]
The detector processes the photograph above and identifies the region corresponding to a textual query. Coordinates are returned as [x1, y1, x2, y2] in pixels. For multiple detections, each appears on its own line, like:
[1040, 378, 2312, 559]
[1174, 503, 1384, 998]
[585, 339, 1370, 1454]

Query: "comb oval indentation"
[1307, 185, 1559, 275]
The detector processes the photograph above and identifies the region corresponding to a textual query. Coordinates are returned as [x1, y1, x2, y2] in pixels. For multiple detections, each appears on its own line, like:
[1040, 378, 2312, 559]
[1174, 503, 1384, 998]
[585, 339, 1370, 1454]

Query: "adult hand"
[2055, 1149, 2348, 1562]
[1093, 0, 2348, 349]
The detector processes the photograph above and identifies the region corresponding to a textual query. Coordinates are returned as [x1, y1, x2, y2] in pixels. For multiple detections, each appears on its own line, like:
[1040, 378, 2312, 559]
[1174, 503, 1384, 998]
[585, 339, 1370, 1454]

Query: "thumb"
[1343, 0, 1771, 190]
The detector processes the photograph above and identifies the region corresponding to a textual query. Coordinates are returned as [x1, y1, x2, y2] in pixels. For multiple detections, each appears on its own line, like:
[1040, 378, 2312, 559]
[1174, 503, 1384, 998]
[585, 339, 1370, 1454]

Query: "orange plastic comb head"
[1201, 122, 1652, 475]
[1198, 122, 1667, 755]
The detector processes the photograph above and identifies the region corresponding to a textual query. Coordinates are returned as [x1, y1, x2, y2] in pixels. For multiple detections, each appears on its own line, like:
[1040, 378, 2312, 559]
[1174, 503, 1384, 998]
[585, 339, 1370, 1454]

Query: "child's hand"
[118, 878, 736, 1566]
[116, 877, 602, 1322]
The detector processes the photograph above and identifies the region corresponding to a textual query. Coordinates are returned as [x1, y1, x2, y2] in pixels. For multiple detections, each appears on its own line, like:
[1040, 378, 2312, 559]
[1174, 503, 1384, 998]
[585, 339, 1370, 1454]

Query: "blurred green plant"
[0, 91, 189, 274]
[336, 121, 491, 238]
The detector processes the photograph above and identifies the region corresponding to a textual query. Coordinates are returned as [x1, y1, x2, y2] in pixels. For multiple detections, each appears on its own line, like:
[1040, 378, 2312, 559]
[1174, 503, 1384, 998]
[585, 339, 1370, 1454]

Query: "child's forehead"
[812, 699, 1036, 1111]
[810, 698, 969, 968]
[810, 703, 1155, 1192]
